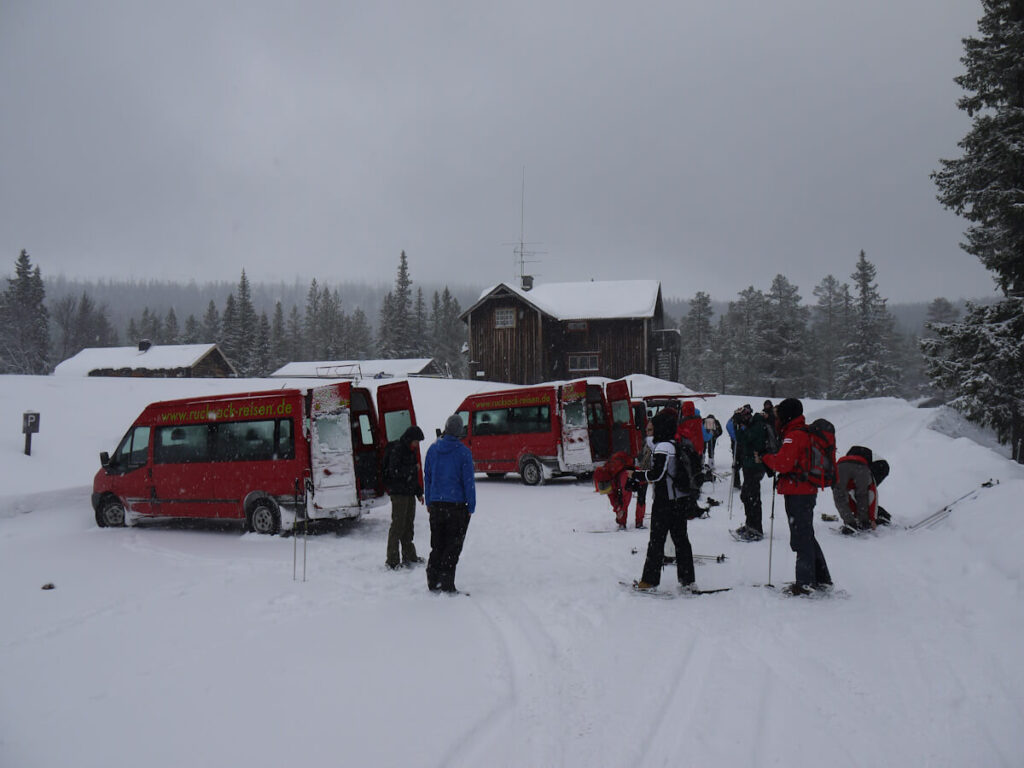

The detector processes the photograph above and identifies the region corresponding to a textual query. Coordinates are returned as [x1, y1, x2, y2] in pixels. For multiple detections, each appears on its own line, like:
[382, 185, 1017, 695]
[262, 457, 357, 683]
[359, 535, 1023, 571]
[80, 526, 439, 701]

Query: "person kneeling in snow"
[832, 446, 891, 532]
[632, 410, 696, 590]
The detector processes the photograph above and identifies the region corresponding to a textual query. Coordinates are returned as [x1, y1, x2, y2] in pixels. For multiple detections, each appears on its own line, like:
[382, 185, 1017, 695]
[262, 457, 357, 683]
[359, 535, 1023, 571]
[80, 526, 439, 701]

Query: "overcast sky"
[0, 0, 998, 302]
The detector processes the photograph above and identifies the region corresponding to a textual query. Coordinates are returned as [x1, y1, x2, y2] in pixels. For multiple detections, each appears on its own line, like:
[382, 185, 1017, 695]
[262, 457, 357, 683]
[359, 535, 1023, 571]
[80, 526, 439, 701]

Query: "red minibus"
[454, 379, 639, 485]
[92, 381, 417, 534]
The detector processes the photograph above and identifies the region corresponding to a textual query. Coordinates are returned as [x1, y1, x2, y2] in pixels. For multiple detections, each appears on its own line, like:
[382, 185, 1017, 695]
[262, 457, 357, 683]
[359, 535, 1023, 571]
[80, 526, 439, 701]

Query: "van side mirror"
[100, 451, 110, 467]
[435, 428, 442, 438]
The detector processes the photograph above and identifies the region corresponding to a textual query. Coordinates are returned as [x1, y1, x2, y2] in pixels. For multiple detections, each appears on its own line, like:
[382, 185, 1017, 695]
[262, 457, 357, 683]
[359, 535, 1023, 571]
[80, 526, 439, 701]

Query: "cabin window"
[568, 353, 600, 373]
[566, 321, 588, 332]
[494, 308, 516, 328]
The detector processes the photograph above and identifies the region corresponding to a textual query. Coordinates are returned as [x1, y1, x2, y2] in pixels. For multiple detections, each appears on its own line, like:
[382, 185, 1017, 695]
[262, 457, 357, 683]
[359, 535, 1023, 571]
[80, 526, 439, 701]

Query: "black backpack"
[672, 437, 701, 497]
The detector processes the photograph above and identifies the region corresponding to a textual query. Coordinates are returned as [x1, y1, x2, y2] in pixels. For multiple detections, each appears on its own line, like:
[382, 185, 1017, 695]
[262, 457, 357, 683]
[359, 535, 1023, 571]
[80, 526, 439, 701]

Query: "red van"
[92, 381, 417, 534]
[454, 379, 639, 485]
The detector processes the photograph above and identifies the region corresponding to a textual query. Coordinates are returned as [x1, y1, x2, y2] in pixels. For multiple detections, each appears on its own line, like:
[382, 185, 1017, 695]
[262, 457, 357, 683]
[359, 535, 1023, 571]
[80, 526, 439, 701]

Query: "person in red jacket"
[675, 400, 705, 454]
[759, 398, 832, 595]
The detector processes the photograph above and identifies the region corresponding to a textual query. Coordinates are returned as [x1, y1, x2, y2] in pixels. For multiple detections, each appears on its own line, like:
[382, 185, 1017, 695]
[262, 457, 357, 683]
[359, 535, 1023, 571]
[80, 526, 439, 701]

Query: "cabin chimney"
[138, 339, 152, 352]
[521, 274, 534, 291]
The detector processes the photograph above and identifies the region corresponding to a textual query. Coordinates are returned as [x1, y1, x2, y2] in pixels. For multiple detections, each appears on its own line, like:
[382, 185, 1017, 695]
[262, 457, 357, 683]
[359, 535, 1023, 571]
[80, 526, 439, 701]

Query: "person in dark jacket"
[733, 408, 771, 541]
[761, 398, 832, 595]
[423, 415, 476, 593]
[385, 425, 425, 569]
[631, 410, 696, 590]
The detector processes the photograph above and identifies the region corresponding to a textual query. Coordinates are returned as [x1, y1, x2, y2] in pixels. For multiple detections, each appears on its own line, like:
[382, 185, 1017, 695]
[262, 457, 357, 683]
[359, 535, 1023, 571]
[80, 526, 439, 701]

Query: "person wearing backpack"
[384, 425, 426, 570]
[733, 407, 771, 541]
[703, 414, 723, 464]
[630, 410, 696, 590]
[759, 398, 832, 595]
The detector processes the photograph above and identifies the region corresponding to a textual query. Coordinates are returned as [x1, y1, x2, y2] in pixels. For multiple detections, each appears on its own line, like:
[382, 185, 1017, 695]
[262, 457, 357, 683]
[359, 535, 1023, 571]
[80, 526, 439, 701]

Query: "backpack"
[795, 419, 837, 489]
[671, 438, 701, 497]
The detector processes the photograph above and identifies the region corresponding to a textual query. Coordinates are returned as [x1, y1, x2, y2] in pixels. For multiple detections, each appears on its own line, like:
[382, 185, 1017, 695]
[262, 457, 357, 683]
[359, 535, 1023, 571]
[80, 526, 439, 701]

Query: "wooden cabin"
[460, 279, 679, 385]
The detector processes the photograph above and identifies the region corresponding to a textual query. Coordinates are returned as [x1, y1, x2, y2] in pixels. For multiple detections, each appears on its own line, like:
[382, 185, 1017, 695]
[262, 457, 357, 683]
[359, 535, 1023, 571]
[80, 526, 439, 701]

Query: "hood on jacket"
[681, 400, 696, 418]
[401, 425, 425, 445]
[652, 410, 676, 443]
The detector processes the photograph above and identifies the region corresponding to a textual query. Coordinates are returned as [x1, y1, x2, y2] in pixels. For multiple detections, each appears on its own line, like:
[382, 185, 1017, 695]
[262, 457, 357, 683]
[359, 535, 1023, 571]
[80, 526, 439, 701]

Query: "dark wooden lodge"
[461, 279, 680, 385]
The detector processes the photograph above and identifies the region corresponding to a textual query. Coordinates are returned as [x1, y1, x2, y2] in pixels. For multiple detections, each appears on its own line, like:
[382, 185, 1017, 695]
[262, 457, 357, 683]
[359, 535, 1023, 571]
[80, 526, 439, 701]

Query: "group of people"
[383, 415, 475, 594]
[382, 394, 889, 598]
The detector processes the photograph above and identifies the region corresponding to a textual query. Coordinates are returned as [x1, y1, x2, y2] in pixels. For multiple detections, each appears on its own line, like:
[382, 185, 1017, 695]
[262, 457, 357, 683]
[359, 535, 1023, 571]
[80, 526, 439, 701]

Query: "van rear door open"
[558, 380, 592, 471]
[606, 379, 639, 456]
[309, 382, 359, 512]
[376, 381, 421, 488]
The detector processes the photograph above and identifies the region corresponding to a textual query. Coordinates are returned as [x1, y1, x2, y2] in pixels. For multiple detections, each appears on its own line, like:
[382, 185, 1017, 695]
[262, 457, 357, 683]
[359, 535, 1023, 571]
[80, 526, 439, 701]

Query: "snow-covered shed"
[54, 342, 237, 378]
[460, 279, 679, 384]
[270, 358, 447, 380]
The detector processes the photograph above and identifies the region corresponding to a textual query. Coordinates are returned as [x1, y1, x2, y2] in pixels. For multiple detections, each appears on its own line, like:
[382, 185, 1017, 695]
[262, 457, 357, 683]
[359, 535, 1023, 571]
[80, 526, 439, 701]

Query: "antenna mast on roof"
[504, 167, 543, 290]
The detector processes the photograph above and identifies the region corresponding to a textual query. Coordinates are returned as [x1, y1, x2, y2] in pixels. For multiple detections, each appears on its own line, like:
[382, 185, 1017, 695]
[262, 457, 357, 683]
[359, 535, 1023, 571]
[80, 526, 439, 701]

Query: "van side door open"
[309, 382, 359, 512]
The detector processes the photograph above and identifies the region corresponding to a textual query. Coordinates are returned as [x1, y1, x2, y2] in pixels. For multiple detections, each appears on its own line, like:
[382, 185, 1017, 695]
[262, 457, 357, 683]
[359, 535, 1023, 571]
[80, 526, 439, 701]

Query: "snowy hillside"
[1, 375, 1022, 768]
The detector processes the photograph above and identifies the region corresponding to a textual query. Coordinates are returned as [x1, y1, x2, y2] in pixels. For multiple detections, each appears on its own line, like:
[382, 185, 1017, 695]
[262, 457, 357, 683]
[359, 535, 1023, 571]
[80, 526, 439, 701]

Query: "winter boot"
[635, 503, 646, 529]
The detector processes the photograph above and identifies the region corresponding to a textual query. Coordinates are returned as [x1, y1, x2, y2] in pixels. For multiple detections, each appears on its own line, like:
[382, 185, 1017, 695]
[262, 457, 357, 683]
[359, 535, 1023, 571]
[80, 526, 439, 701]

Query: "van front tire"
[248, 498, 280, 535]
[96, 497, 126, 528]
[520, 458, 543, 486]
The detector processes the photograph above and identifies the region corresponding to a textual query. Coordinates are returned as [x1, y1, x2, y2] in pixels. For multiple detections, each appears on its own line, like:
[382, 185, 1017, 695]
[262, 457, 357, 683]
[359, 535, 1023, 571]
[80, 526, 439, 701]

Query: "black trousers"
[785, 494, 831, 587]
[740, 465, 766, 533]
[640, 499, 695, 586]
[426, 503, 470, 592]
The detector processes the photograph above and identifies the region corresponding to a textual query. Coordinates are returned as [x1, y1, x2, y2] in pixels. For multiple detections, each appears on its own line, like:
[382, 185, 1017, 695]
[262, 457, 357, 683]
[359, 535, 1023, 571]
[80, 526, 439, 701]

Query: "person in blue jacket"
[423, 414, 476, 593]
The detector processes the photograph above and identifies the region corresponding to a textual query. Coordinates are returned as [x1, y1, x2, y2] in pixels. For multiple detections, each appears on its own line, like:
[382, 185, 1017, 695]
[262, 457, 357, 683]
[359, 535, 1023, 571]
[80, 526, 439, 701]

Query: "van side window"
[215, 420, 275, 462]
[354, 413, 374, 447]
[509, 405, 550, 434]
[473, 408, 509, 436]
[277, 419, 295, 460]
[154, 424, 211, 464]
[383, 409, 412, 441]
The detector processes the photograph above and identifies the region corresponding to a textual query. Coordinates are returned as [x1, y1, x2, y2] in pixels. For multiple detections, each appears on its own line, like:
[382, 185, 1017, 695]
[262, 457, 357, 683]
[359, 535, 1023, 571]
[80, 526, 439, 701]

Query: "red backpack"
[796, 419, 837, 489]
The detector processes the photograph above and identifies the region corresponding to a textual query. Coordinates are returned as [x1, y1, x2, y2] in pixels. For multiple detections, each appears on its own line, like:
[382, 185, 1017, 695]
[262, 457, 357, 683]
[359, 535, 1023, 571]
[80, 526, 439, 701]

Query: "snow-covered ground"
[1, 374, 1022, 767]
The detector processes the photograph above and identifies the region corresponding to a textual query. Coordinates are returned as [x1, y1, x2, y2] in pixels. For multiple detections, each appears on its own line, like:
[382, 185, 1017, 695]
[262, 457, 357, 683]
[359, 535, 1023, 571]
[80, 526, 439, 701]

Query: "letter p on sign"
[23, 411, 39, 456]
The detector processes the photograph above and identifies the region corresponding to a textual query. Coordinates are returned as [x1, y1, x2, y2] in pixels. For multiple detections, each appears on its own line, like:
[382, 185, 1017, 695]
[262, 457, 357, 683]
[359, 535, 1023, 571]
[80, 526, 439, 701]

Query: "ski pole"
[767, 475, 777, 588]
[727, 473, 735, 520]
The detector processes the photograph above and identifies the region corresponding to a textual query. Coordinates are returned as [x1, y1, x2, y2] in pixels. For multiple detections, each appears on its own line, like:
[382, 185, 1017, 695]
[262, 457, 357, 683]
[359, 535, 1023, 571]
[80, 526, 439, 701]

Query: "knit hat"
[651, 410, 676, 443]
[443, 414, 465, 437]
[402, 425, 425, 443]
[775, 398, 803, 427]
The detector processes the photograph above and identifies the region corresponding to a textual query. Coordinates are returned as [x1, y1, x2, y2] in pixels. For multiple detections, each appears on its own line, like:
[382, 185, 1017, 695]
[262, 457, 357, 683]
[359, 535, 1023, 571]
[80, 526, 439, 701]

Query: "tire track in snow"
[436, 594, 597, 768]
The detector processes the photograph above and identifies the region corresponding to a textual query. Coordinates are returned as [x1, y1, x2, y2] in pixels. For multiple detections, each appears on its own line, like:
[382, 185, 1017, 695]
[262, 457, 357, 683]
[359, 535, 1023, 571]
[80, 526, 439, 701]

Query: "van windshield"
[111, 426, 150, 467]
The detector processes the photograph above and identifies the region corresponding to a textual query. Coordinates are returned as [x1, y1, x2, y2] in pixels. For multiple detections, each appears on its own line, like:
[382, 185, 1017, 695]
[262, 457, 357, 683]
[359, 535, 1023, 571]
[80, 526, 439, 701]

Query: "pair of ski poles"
[728, 462, 777, 588]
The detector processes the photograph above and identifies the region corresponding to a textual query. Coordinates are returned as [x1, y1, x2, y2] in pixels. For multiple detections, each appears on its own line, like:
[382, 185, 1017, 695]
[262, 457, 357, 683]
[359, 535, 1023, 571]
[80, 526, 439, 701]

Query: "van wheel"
[96, 497, 126, 528]
[248, 499, 280, 535]
[520, 459, 543, 486]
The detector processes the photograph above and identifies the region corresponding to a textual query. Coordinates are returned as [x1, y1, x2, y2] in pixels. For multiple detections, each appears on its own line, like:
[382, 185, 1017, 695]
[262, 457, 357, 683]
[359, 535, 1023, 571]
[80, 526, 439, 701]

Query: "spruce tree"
[347, 307, 374, 359]
[254, 312, 272, 376]
[304, 279, 322, 359]
[929, 1, 1024, 459]
[270, 301, 287, 371]
[164, 308, 180, 344]
[680, 292, 713, 388]
[183, 315, 202, 344]
[760, 274, 811, 397]
[201, 300, 221, 344]
[413, 287, 429, 356]
[834, 251, 901, 399]
[724, 287, 766, 394]
[235, 270, 257, 375]
[221, 294, 239, 365]
[811, 275, 851, 398]
[932, 0, 1024, 296]
[1, 250, 51, 373]
[287, 305, 305, 361]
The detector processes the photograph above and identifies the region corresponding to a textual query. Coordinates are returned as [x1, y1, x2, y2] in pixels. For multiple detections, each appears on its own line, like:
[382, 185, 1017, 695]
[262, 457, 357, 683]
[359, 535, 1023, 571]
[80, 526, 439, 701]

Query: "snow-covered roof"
[270, 358, 440, 379]
[468, 280, 661, 320]
[54, 344, 231, 376]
